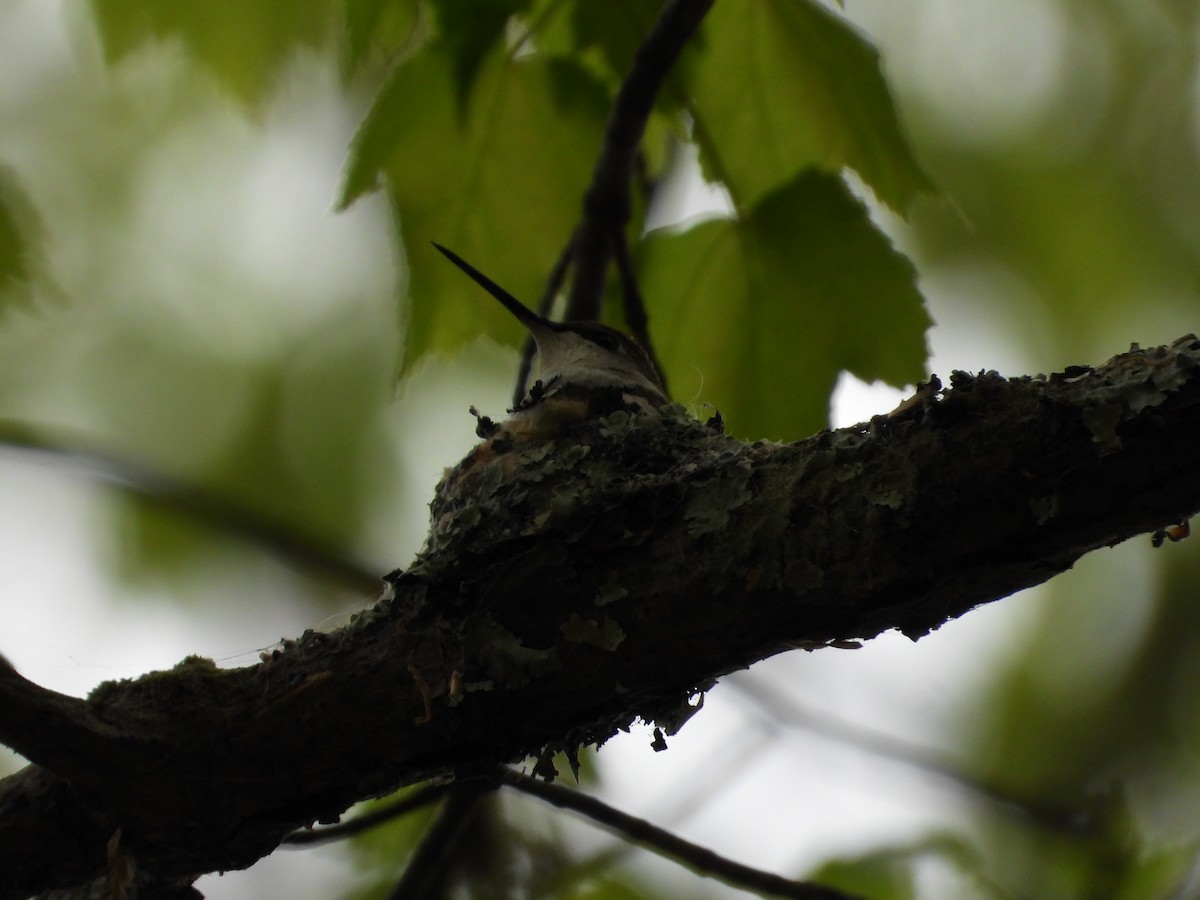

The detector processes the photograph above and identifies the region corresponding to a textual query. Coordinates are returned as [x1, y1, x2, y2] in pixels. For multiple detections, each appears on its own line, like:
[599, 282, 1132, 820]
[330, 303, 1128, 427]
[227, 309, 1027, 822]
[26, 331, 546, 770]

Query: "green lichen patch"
[870, 488, 905, 510]
[594, 580, 628, 607]
[1082, 402, 1124, 452]
[1030, 494, 1060, 525]
[1077, 336, 1200, 452]
[560, 613, 626, 650]
[469, 616, 560, 686]
[682, 462, 754, 536]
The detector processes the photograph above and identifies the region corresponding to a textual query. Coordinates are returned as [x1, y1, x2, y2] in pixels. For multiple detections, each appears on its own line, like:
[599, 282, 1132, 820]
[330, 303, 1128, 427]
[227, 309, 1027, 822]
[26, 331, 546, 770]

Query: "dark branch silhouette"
[514, 0, 710, 403]
[281, 783, 448, 846]
[2, 336, 1200, 895]
[387, 782, 494, 900]
[502, 769, 865, 899]
[565, 0, 715, 323]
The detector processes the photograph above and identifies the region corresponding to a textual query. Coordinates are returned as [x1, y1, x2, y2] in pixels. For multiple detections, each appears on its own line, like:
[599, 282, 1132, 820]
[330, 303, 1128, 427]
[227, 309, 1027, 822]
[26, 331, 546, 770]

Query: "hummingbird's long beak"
[432, 242, 561, 337]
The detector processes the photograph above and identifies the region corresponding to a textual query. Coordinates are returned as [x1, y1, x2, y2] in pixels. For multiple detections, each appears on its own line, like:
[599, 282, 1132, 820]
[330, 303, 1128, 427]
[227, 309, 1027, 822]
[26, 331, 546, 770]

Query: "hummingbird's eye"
[587, 331, 622, 353]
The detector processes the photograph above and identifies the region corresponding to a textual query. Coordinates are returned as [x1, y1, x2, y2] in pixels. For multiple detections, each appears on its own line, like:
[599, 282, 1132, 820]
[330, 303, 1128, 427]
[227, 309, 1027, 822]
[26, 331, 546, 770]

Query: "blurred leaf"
[342, 0, 421, 73]
[344, 0, 391, 66]
[568, 0, 698, 111]
[524, 0, 695, 181]
[342, 43, 607, 372]
[106, 387, 358, 590]
[1124, 839, 1200, 900]
[688, 0, 934, 213]
[540, 0, 689, 208]
[431, 0, 534, 104]
[89, 322, 388, 590]
[959, 547, 1200, 897]
[0, 166, 45, 314]
[914, 153, 1198, 359]
[113, 495, 250, 587]
[567, 0, 663, 77]
[559, 875, 652, 900]
[810, 853, 916, 900]
[565, 0, 696, 174]
[90, 0, 339, 102]
[643, 170, 930, 440]
[342, 787, 440, 900]
[809, 832, 991, 899]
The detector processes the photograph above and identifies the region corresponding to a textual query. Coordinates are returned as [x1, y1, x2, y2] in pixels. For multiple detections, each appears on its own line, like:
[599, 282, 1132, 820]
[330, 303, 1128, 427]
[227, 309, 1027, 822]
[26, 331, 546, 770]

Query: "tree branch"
[519, 1, 710, 402]
[502, 769, 863, 899]
[387, 782, 493, 900]
[565, 0, 714, 322]
[2, 335, 1200, 895]
[281, 783, 448, 846]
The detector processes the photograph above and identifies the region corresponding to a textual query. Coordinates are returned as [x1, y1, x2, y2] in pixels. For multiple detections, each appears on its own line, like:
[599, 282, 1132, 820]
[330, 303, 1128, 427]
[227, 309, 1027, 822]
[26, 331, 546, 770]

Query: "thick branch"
[2, 336, 1200, 895]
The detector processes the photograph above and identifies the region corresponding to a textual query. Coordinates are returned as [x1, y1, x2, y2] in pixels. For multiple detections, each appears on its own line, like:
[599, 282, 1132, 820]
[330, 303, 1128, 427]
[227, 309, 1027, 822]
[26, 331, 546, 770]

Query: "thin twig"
[543, 728, 778, 894]
[501, 769, 865, 900]
[281, 783, 449, 846]
[387, 782, 493, 900]
[564, 0, 715, 323]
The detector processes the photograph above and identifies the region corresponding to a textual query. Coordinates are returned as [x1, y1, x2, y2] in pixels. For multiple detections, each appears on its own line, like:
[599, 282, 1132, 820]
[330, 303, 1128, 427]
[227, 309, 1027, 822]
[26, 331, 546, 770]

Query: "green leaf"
[808, 832, 987, 899]
[568, 0, 677, 83]
[342, 43, 608, 371]
[688, 0, 934, 213]
[0, 167, 43, 311]
[642, 170, 930, 441]
[809, 853, 916, 900]
[341, 787, 440, 900]
[566, 0, 699, 137]
[521, 0, 688, 177]
[90, 0, 338, 102]
[559, 875, 654, 900]
[431, 0, 535, 104]
[342, 0, 421, 73]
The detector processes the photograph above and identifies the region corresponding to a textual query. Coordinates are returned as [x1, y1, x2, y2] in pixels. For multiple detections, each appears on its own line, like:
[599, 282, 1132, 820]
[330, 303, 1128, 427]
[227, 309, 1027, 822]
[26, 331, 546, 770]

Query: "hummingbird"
[432, 243, 669, 440]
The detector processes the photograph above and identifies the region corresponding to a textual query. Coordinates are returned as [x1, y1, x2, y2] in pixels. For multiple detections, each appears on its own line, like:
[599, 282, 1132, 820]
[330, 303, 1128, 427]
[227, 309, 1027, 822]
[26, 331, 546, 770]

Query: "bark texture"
[2, 335, 1200, 897]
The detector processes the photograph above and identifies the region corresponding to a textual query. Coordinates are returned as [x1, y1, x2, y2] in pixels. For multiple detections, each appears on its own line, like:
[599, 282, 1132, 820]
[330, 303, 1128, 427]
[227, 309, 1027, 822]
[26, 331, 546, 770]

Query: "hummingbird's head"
[432, 243, 667, 405]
